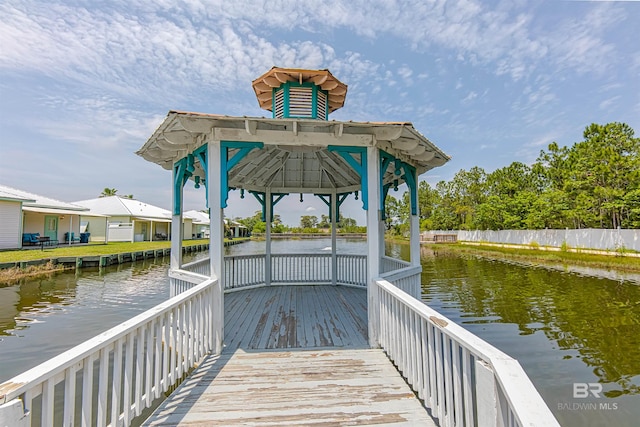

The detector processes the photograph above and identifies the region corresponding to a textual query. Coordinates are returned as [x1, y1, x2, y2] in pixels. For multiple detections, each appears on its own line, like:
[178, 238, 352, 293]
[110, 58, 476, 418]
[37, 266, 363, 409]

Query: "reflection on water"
[2, 240, 639, 426]
[0, 253, 207, 382]
[420, 246, 640, 427]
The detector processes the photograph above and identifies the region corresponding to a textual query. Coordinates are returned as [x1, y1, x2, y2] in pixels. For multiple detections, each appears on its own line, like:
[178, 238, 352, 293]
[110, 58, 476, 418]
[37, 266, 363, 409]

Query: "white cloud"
[305, 206, 316, 212]
[599, 96, 621, 110]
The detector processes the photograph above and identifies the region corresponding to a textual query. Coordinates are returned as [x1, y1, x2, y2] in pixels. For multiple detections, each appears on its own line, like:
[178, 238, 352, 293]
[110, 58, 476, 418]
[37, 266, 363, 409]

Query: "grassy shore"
[0, 238, 252, 264]
[434, 242, 640, 273]
[0, 238, 249, 284]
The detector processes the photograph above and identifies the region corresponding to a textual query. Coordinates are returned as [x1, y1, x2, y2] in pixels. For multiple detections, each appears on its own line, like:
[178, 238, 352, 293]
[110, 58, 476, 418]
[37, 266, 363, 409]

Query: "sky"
[1, 0, 639, 226]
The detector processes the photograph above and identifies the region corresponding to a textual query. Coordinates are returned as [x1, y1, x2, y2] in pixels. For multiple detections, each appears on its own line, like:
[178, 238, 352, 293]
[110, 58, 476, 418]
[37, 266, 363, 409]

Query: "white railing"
[224, 254, 266, 289]
[336, 254, 367, 287]
[181, 257, 210, 276]
[177, 254, 368, 292]
[381, 255, 410, 273]
[271, 253, 332, 284]
[379, 265, 422, 299]
[374, 279, 560, 427]
[0, 276, 217, 427]
[169, 268, 211, 297]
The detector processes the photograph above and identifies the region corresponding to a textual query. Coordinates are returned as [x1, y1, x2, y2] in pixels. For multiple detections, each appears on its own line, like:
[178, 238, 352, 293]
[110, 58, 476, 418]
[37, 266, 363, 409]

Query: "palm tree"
[100, 188, 118, 197]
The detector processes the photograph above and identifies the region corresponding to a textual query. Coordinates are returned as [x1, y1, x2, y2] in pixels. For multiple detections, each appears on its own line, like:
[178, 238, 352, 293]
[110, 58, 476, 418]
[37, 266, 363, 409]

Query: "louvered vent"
[274, 88, 285, 118]
[289, 87, 313, 117]
[316, 90, 327, 120]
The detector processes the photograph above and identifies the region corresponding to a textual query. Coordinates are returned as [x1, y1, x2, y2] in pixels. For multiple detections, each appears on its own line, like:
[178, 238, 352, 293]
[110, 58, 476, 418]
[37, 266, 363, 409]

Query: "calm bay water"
[1, 239, 639, 426]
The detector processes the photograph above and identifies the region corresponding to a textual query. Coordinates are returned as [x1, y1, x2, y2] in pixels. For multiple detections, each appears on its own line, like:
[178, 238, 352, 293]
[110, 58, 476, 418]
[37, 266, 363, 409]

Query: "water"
[419, 245, 640, 427]
[2, 240, 639, 426]
[0, 252, 207, 382]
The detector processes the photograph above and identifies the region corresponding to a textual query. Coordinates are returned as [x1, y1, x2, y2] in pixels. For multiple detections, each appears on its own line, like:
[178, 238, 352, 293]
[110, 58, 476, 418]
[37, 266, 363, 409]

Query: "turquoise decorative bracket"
[173, 145, 209, 215]
[327, 146, 368, 210]
[314, 193, 351, 222]
[193, 144, 208, 207]
[221, 141, 264, 208]
[249, 191, 288, 222]
[379, 150, 418, 217]
[173, 154, 195, 215]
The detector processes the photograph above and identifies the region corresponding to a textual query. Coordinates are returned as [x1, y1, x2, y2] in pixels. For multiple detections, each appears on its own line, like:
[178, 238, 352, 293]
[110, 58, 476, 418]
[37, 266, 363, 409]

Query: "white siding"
[0, 201, 22, 249]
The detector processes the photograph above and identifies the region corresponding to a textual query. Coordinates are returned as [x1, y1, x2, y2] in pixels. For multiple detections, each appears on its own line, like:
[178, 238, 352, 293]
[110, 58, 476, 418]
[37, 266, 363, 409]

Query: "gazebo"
[0, 67, 560, 427]
[136, 67, 450, 352]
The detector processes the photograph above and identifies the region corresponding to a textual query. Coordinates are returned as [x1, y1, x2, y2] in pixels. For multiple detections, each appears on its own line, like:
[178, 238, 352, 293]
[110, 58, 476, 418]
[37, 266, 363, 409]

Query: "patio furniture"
[64, 232, 80, 243]
[22, 233, 40, 246]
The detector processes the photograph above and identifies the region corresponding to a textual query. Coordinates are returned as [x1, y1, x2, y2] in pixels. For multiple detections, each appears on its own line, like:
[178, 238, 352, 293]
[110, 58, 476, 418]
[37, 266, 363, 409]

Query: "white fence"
[429, 229, 640, 252]
[107, 223, 134, 242]
[374, 279, 560, 427]
[0, 274, 217, 427]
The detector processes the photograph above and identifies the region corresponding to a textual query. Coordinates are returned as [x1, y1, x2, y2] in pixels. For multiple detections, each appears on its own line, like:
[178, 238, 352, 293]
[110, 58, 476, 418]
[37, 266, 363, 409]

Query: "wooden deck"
[143, 285, 437, 426]
[224, 285, 369, 350]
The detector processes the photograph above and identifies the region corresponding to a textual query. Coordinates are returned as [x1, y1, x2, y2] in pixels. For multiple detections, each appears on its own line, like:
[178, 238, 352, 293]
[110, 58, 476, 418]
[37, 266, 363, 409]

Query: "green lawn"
[0, 240, 218, 263]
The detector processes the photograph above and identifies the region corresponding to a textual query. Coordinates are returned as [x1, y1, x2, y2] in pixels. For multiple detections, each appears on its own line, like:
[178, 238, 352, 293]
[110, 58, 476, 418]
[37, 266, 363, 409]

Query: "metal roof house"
[74, 195, 193, 242]
[0, 68, 559, 426]
[0, 184, 95, 249]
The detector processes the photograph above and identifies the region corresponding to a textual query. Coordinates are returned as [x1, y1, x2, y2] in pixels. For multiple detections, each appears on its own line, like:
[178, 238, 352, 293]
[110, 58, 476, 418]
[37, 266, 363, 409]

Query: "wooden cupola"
[252, 67, 347, 120]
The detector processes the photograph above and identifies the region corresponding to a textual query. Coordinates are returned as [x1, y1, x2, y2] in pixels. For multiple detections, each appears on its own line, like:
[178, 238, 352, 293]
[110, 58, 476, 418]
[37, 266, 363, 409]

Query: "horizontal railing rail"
[379, 265, 422, 299]
[381, 255, 410, 273]
[0, 277, 217, 427]
[181, 257, 210, 276]
[374, 278, 560, 427]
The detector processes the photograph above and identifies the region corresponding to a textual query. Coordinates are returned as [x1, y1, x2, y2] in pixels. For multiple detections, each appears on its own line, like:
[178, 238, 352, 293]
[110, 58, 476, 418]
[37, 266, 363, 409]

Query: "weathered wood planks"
[224, 285, 368, 350]
[143, 348, 437, 426]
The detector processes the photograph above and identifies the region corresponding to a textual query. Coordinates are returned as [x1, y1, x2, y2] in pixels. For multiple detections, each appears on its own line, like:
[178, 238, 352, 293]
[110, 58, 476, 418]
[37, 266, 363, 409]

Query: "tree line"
[386, 122, 640, 232]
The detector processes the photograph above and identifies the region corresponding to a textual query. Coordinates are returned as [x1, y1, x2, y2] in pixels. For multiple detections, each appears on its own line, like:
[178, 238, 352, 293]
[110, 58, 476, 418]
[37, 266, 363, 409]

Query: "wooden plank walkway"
[144, 285, 436, 426]
[143, 348, 437, 426]
[224, 285, 369, 350]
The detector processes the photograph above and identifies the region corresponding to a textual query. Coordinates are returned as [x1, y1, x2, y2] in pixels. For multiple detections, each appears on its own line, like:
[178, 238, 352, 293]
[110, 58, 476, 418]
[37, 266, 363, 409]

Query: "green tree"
[300, 215, 318, 229]
[100, 188, 118, 197]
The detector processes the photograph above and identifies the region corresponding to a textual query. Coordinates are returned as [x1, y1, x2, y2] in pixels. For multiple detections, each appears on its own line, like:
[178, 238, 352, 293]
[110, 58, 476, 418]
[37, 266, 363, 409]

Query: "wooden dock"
[144, 285, 436, 426]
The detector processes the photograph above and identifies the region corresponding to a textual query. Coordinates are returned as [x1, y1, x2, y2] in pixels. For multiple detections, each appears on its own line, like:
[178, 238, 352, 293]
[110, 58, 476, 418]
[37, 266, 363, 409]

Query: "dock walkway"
[144, 285, 436, 426]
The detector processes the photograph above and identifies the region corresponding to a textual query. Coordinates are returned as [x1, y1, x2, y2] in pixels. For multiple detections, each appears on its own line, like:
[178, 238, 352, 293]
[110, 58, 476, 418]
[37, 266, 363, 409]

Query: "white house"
[185, 210, 210, 238]
[0, 184, 99, 249]
[74, 196, 193, 242]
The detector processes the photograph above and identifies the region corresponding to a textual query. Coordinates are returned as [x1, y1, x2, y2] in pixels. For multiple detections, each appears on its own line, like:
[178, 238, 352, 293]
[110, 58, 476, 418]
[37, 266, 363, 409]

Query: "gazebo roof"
[136, 111, 450, 194]
[252, 67, 347, 113]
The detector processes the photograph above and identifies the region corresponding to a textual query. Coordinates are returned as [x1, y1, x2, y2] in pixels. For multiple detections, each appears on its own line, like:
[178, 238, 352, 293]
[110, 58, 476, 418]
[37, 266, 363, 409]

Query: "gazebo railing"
[381, 255, 410, 273]
[0, 274, 217, 427]
[374, 278, 560, 427]
[379, 264, 422, 299]
[179, 254, 369, 291]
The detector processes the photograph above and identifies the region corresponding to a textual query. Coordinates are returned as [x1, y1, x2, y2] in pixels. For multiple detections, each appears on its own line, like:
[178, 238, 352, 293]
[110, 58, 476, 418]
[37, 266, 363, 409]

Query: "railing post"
[265, 189, 272, 286]
[366, 145, 381, 347]
[0, 400, 30, 427]
[209, 141, 224, 354]
[475, 359, 499, 426]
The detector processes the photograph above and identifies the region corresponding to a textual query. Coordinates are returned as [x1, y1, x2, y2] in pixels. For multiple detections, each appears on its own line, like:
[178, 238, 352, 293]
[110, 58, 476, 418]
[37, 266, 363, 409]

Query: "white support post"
[331, 191, 337, 286]
[170, 216, 182, 270]
[132, 220, 136, 243]
[265, 189, 272, 286]
[0, 400, 30, 427]
[475, 359, 499, 427]
[366, 146, 381, 347]
[410, 170, 420, 268]
[208, 141, 224, 354]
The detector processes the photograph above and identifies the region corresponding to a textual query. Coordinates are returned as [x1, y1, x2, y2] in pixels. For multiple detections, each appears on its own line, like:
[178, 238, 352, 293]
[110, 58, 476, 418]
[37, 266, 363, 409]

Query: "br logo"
[573, 383, 603, 398]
